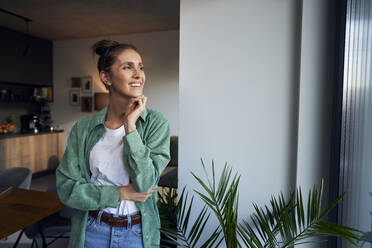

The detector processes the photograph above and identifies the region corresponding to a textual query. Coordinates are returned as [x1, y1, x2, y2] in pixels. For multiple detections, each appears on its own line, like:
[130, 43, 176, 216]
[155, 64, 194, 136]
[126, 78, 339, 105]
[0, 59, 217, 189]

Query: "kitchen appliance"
[20, 114, 40, 133]
[39, 104, 53, 131]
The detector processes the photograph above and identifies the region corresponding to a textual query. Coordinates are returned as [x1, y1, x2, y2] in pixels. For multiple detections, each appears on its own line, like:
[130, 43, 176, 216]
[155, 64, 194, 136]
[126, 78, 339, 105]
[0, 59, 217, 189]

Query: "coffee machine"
[20, 114, 41, 133]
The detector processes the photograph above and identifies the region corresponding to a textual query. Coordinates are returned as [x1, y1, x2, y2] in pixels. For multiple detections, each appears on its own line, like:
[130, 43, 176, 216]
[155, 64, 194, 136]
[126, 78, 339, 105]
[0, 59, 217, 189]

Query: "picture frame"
[81, 96, 93, 112]
[69, 90, 80, 106]
[81, 76, 93, 93]
[70, 77, 81, 88]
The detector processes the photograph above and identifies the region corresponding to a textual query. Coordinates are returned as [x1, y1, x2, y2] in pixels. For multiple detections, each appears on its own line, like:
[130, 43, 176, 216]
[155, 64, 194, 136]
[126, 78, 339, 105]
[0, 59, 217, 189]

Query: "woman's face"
[107, 49, 145, 98]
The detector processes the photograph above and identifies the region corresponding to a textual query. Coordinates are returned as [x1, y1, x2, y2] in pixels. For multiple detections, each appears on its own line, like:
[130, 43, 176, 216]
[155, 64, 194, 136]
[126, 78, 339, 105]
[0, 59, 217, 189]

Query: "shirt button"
[146, 235, 149, 239]
[143, 213, 146, 217]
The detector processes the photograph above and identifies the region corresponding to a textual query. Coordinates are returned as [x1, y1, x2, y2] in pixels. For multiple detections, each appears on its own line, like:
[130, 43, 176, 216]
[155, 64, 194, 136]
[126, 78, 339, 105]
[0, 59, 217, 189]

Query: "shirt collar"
[89, 106, 148, 130]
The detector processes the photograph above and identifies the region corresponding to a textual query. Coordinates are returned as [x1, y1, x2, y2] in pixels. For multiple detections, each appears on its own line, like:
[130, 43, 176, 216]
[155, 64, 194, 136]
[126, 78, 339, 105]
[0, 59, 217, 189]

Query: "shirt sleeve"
[56, 124, 120, 211]
[123, 113, 171, 193]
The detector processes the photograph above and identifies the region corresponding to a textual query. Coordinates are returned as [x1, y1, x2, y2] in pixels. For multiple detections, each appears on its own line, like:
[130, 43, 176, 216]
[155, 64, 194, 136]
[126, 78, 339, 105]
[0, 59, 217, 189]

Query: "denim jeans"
[84, 211, 144, 248]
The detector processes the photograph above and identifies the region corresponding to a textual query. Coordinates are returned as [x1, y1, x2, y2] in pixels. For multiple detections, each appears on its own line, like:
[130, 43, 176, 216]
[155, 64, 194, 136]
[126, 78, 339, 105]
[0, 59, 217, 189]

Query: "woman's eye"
[123, 66, 131, 70]
[140, 67, 144, 71]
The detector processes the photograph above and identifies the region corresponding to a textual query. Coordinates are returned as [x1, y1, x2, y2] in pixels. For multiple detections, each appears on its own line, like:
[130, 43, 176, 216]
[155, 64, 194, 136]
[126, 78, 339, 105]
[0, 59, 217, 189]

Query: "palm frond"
[159, 160, 362, 248]
[238, 179, 361, 247]
[158, 187, 220, 248]
[191, 159, 240, 248]
[360, 231, 372, 246]
[358, 192, 372, 246]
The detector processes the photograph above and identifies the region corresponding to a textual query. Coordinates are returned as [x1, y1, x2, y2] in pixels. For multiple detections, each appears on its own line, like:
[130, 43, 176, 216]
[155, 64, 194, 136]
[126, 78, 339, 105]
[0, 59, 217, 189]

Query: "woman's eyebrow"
[120, 61, 144, 66]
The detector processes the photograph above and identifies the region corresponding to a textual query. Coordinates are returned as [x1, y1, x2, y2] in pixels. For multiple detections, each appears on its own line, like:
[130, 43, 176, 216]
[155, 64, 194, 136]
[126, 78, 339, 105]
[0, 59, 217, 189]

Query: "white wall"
[180, 0, 299, 221]
[51, 30, 179, 148]
[296, 0, 336, 196]
[180, 0, 336, 246]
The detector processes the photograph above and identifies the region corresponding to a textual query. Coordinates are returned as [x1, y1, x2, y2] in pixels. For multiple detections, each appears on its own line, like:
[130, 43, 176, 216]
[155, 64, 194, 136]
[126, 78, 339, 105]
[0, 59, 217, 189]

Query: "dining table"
[0, 186, 65, 247]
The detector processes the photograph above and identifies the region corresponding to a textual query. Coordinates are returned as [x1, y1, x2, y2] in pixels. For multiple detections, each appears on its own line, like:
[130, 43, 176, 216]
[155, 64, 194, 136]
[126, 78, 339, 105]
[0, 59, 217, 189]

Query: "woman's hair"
[91, 40, 139, 90]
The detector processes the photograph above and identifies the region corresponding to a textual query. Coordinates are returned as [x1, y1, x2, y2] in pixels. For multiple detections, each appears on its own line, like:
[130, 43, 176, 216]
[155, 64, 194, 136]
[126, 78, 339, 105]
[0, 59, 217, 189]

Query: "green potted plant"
[359, 193, 372, 246]
[159, 159, 361, 248]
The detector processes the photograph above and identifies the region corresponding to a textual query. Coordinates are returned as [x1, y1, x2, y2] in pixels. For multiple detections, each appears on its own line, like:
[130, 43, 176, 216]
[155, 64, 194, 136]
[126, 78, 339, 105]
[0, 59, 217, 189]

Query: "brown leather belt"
[89, 210, 141, 227]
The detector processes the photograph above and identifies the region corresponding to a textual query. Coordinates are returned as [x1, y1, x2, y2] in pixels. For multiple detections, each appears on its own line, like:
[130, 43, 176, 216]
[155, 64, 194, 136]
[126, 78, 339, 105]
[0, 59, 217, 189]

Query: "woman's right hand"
[119, 184, 155, 202]
[123, 95, 147, 134]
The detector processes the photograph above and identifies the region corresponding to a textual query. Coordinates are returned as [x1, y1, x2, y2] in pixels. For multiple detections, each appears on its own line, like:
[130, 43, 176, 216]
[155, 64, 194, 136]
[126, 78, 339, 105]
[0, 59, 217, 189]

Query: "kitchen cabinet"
[0, 27, 52, 86]
[0, 132, 63, 173]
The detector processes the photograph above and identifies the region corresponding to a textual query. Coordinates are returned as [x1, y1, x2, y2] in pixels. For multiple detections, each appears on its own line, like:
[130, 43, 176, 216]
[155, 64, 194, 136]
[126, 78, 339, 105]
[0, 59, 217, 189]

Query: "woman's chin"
[110, 88, 143, 99]
[128, 92, 143, 98]
[126, 93, 143, 99]
[128, 89, 144, 97]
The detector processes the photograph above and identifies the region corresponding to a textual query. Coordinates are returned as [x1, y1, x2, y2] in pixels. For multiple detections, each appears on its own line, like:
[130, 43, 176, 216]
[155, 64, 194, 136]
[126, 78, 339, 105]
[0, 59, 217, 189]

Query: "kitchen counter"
[0, 131, 64, 172]
[0, 130, 63, 140]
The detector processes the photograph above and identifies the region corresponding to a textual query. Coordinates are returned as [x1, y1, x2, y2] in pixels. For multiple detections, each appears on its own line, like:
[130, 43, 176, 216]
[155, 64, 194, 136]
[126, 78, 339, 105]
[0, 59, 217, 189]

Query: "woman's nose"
[132, 68, 140, 78]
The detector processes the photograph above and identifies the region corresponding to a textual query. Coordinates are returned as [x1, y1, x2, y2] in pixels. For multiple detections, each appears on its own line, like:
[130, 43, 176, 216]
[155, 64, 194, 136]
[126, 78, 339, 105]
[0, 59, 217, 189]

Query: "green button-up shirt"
[56, 106, 170, 248]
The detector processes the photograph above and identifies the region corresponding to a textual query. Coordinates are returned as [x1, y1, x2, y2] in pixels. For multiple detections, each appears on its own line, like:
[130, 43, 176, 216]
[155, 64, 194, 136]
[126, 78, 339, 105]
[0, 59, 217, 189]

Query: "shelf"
[0, 99, 52, 103]
[0, 82, 53, 103]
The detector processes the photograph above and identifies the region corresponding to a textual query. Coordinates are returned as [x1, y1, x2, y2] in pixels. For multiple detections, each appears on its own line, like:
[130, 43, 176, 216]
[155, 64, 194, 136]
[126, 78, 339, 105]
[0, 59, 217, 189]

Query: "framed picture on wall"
[81, 76, 92, 94]
[70, 77, 81, 88]
[81, 96, 93, 112]
[69, 90, 80, 106]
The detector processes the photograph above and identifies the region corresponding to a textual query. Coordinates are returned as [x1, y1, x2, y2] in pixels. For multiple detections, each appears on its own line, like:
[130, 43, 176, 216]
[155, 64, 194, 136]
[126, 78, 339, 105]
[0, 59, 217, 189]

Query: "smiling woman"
[56, 40, 171, 248]
[100, 48, 145, 100]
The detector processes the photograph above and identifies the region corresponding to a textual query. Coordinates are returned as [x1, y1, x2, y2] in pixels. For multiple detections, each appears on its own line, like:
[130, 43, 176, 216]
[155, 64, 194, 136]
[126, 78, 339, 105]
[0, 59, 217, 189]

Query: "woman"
[56, 40, 170, 248]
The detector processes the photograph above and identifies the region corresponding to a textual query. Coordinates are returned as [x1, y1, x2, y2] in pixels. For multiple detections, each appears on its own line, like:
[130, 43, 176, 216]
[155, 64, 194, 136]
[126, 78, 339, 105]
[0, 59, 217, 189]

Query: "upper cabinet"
[0, 27, 52, 86]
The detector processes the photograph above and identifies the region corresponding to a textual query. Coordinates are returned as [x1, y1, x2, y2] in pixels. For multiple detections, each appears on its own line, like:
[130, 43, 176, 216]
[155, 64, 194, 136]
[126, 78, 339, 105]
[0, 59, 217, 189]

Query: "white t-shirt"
[89, 124, 139, 216]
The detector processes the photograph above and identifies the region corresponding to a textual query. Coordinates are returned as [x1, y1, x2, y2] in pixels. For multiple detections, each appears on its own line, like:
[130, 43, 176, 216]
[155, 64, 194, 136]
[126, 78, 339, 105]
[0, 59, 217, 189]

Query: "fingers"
[127, 96, 146, 110]
[140, 187, 156, 201]
[133, 96, 146, 106]
[136, 192, 153, 202]
[129, 95, 146, 102]
[128, 184, 156, 202]
[143, 189, 155, 197]
[142, 96, 147, 106]
[127, 96, 141, 107]
[120, 184, 156, 202]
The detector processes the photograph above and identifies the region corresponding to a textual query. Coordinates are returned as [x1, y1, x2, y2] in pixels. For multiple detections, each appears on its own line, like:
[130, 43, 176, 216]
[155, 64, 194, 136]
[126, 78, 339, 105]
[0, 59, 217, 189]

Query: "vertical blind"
[340, 0, 372, 247]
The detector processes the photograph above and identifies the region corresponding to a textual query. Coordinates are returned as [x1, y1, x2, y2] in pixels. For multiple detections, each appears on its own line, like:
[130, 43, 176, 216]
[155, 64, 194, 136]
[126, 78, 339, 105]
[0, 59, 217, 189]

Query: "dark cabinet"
[0, 27, 52, 86]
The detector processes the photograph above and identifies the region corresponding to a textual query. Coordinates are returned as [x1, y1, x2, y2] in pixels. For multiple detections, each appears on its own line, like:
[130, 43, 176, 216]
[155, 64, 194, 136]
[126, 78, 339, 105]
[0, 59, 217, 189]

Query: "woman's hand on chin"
[123, 95, 147, 134]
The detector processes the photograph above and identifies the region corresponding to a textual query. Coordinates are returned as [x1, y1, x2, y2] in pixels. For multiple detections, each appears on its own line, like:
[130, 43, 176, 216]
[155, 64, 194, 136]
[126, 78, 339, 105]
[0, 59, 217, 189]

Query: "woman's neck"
[105, 94, 130, 129]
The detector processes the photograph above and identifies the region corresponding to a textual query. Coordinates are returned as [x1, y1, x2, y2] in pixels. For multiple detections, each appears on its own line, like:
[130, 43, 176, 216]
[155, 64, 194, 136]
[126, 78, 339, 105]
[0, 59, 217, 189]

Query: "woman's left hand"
[123, 95, 147, 134]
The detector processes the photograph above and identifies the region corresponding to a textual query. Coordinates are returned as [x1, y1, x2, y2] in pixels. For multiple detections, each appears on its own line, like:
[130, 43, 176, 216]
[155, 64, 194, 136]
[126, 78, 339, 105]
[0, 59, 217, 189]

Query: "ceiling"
[0, 0, 179, 40]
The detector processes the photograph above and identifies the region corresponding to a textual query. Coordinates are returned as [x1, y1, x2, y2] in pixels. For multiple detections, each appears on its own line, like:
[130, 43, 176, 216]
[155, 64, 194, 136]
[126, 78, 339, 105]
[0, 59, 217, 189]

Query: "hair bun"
[91, 40, 120, 56]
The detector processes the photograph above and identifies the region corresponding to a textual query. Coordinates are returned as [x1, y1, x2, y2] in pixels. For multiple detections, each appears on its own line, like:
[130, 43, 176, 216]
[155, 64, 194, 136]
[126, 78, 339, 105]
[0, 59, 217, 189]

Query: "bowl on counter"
[0, 123, 15, 134]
